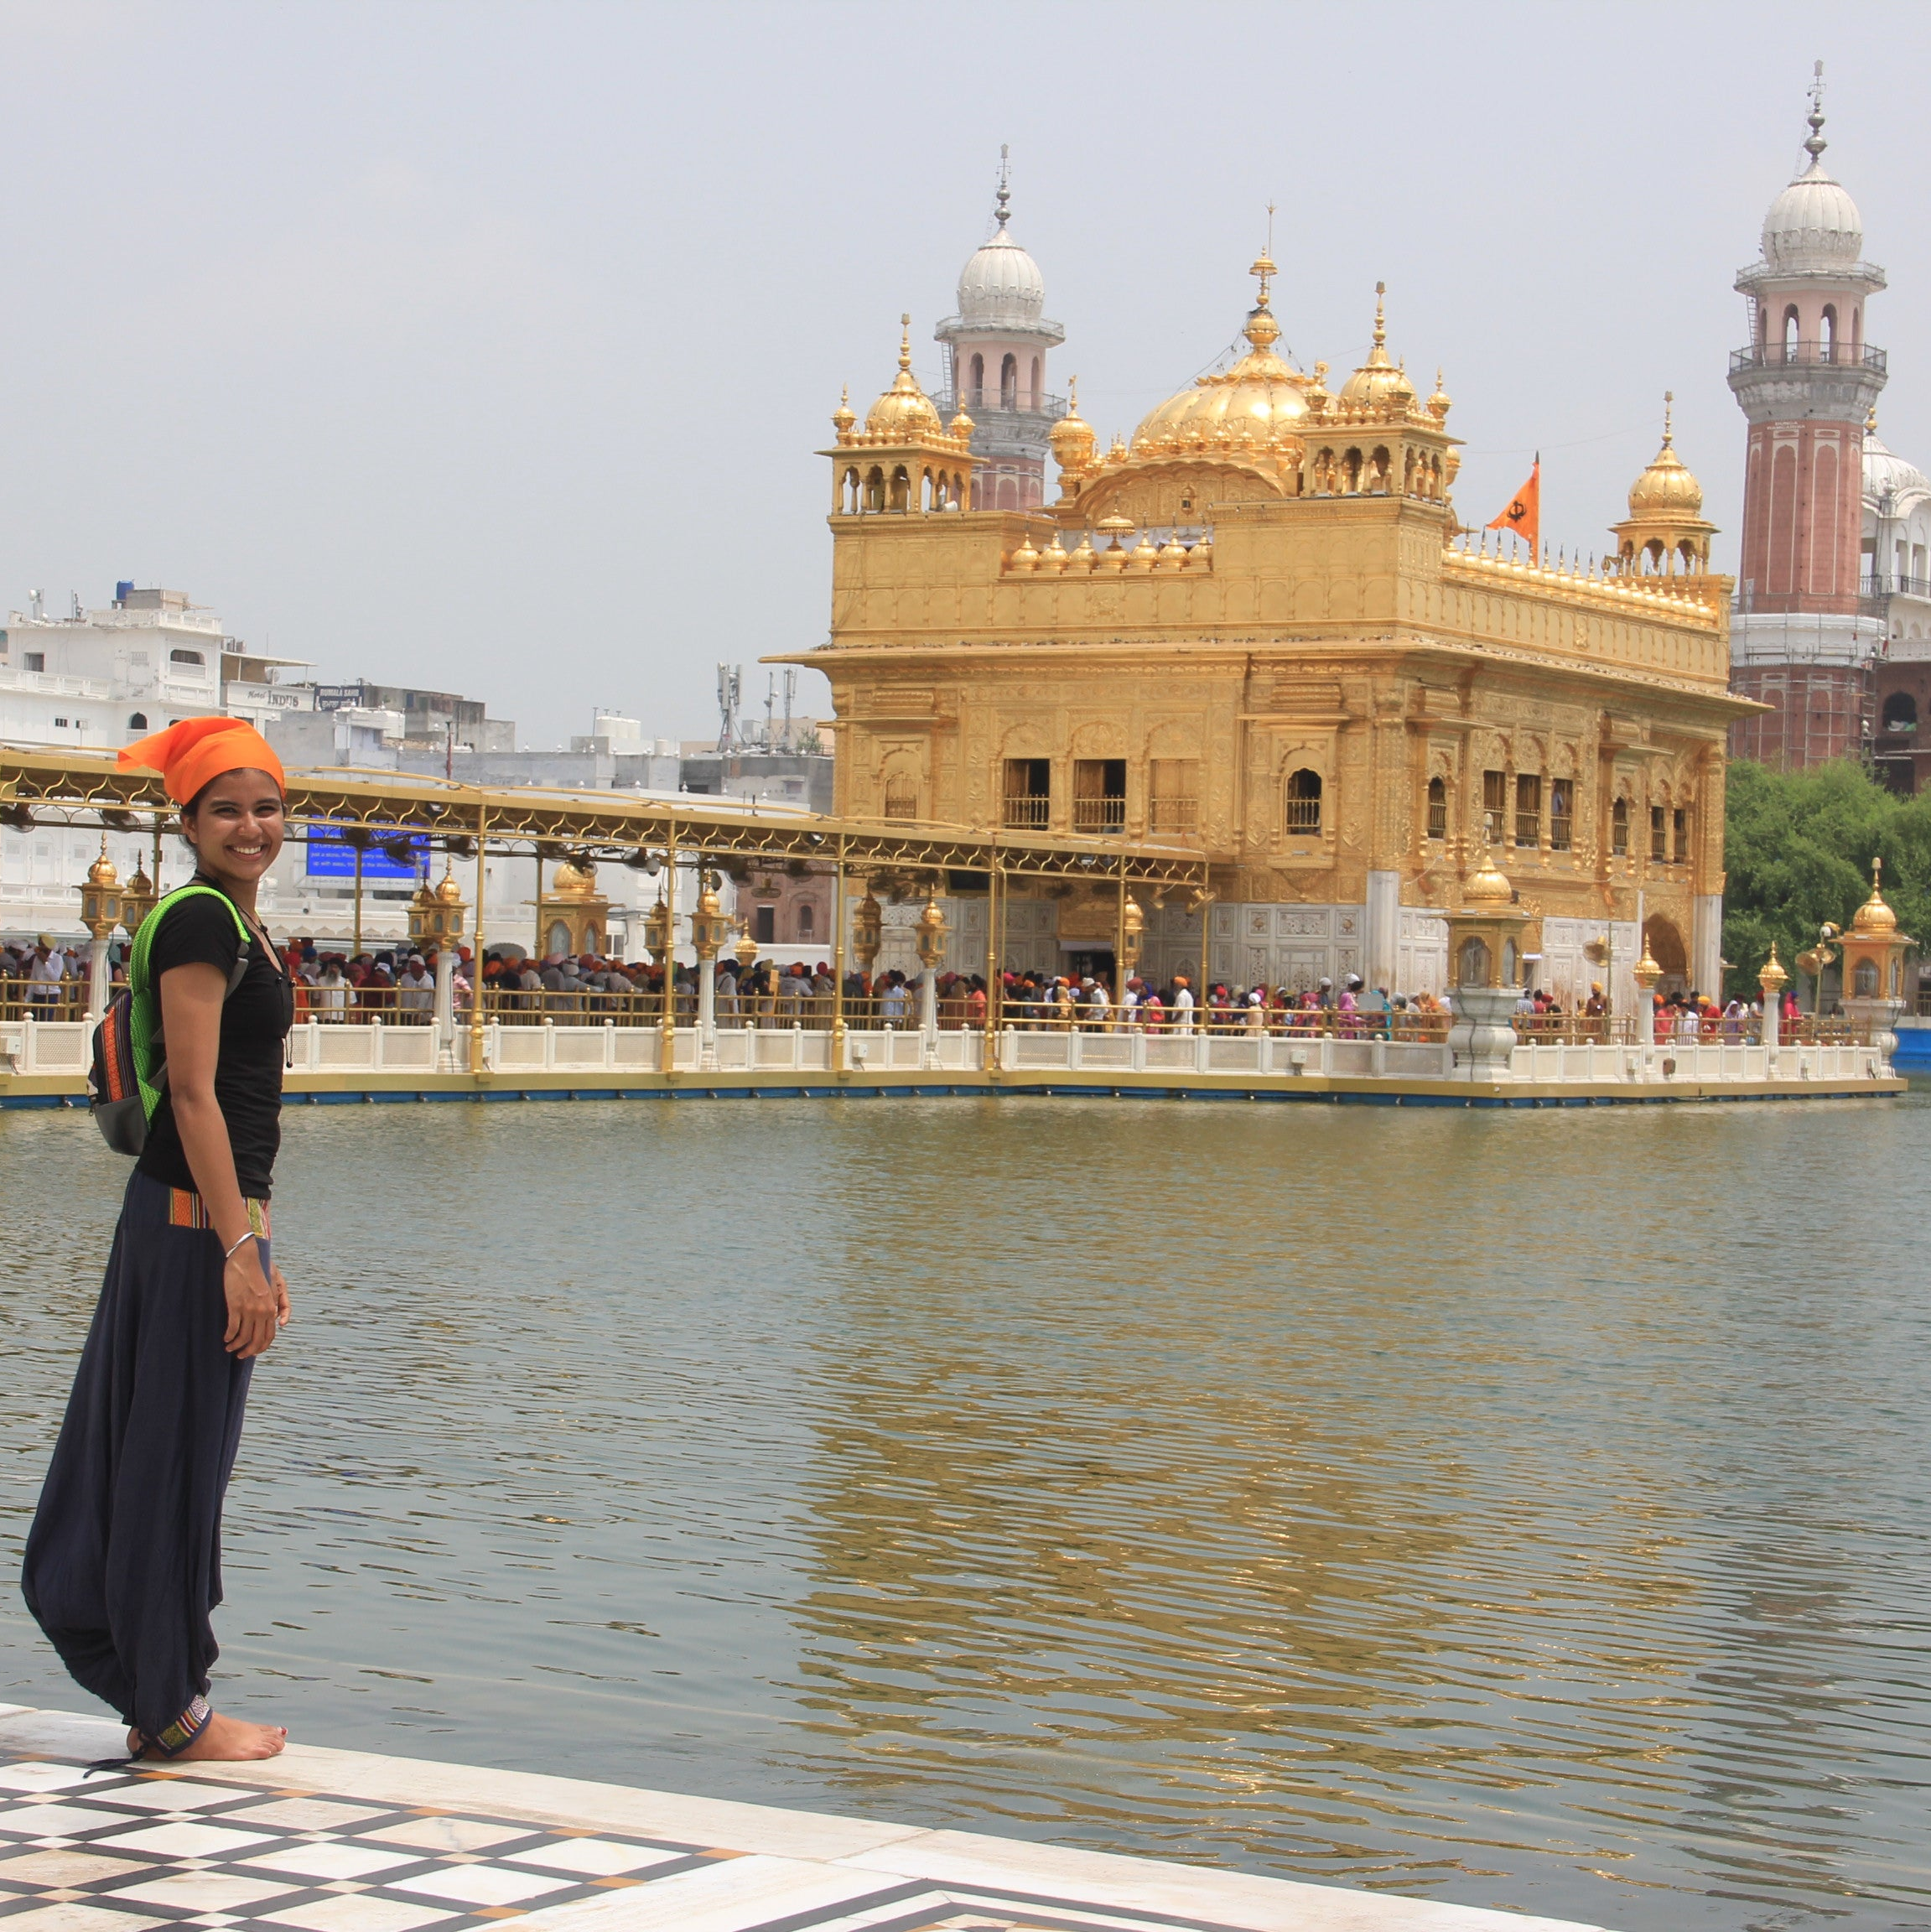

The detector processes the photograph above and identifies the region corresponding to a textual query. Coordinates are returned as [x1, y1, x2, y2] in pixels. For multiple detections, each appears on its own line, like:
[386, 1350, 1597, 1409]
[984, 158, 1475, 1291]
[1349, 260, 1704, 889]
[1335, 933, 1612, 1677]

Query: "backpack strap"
[127, 885, 256, 1124]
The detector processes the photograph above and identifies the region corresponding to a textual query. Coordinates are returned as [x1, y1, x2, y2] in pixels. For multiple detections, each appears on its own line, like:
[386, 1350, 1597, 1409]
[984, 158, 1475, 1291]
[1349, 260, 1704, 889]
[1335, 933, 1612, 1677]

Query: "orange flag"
[1487, 456, 1539, 551]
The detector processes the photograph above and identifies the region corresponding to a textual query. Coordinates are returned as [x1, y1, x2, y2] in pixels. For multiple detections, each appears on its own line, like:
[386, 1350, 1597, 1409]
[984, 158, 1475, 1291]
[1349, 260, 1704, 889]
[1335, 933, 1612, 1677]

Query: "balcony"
[935, 387, 1070, 425]
[1729, 340, 1887, 377]
[1002, 793, 1050, 830]
[1072, 797, 1126, 835]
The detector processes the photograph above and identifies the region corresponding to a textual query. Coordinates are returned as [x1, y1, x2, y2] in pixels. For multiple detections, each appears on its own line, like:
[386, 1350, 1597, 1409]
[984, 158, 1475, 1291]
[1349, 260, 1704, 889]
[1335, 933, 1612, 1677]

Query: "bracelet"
[223, 1231, 257, 1261]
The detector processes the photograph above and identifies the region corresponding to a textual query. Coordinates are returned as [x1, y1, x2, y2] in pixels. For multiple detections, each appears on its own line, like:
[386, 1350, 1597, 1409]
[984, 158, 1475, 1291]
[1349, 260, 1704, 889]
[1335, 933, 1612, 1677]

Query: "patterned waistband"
[169, 1191, 271, 1238]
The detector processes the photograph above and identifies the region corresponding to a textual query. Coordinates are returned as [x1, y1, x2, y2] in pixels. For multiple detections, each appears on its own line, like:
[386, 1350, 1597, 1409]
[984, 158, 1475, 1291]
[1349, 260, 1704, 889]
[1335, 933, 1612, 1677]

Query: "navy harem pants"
[22, 1169, 261, 1744]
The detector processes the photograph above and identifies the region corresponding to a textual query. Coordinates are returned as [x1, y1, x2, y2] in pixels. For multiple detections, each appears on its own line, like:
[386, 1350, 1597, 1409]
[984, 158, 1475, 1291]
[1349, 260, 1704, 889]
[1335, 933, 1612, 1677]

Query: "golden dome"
[1427, 367, 1452, 419]
[947, 407, 974, 440]
[1463, 848, 1513, 907]
[434, 864, 465, 906]
[124, 865, 152, 896]
[864, 314, 944, 440]
[86, 840, 118, 888]
[1627, 395, 1703, 518]
[1049, 376, 1094, 470]
[830, 386, 855, 440]
[1849, 857, 1899, 935]
[1130, 252, 1311, 454]
[1338, 284, 1415, 411]
[550, 857, 595, 897]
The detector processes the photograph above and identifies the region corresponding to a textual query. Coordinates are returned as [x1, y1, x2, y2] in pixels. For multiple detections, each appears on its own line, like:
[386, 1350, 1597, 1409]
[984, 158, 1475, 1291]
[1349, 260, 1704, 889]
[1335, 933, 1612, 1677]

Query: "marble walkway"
[0, 1707, 1604, 1932]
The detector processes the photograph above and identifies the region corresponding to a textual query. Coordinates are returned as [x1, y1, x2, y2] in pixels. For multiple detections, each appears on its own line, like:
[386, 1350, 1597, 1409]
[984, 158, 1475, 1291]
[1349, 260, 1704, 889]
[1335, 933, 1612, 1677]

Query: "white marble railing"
[0, 1017, 1890, 1089]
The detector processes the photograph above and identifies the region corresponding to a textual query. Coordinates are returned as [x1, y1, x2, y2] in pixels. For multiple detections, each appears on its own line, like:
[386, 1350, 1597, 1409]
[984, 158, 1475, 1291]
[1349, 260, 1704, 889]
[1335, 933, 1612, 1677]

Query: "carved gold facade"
[783, 255, 1752, 1003]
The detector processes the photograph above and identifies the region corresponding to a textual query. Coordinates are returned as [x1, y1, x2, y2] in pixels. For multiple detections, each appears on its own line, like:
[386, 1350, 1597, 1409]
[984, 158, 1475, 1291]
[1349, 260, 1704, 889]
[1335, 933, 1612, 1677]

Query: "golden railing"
[0, 976, 88, 1024]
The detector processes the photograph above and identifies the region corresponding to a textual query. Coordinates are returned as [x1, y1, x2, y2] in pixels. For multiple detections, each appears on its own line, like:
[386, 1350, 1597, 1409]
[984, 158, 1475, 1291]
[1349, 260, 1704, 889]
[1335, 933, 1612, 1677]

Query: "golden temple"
[786, 247, 1753, 1005]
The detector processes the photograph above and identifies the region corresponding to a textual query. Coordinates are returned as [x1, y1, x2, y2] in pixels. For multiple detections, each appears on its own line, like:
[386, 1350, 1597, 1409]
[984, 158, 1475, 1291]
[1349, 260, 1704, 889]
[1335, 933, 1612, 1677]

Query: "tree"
[1721, 760, 1931, 1001]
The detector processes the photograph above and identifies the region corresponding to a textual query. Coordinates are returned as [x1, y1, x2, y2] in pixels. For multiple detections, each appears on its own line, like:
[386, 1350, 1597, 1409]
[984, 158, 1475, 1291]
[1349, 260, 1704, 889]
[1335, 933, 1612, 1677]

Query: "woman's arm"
[158, 961, 284, 1359]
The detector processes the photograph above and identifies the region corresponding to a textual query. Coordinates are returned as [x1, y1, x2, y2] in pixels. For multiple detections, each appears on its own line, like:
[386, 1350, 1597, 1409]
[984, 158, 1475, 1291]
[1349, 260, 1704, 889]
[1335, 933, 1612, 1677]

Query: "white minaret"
[933, 148, 1066, 510]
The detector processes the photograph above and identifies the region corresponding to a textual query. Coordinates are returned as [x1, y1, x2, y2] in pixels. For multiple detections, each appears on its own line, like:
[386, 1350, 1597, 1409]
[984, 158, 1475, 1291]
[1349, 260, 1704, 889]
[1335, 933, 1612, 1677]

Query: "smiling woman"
[21, 716, 295, 1767]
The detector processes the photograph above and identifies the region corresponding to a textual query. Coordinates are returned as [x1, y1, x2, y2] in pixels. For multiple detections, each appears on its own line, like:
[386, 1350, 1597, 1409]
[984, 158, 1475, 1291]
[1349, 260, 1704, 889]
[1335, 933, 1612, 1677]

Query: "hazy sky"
[4, 3, 1928, 748]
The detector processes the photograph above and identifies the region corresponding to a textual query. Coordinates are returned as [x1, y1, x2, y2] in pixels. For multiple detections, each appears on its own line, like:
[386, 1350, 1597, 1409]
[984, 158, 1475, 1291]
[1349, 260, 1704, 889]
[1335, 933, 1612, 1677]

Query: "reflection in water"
[3, 1098, 1927, 1931]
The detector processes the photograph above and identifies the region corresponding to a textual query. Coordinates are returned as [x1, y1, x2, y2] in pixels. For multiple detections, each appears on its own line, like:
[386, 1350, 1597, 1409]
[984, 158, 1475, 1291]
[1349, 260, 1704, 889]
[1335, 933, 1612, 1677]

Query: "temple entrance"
[1643, 915, 1689, 998]
[1062, 948, 1117, 985]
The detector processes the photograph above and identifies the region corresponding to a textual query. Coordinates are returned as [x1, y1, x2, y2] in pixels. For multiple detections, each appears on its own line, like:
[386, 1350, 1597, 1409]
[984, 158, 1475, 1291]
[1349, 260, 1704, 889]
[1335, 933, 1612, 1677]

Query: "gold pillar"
[831, 836, 847, 1072]
[658, 821, 678, 1074]
[468, 808, 489, 1072]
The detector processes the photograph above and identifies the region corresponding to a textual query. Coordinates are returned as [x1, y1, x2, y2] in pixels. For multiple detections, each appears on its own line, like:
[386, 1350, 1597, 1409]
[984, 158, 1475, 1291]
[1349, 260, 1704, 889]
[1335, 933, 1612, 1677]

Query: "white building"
[0, 588, 230, 750]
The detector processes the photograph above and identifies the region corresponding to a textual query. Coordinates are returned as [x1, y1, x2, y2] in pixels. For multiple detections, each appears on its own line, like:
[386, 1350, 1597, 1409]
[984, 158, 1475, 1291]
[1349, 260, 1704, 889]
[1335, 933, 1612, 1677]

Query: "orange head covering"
[118, 715, 287, 806]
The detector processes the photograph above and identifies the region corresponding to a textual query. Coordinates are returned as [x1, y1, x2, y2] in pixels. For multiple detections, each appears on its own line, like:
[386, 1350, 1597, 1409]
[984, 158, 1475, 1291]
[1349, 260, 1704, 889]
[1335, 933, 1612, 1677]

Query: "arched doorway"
[1643, 915, 1689, 997]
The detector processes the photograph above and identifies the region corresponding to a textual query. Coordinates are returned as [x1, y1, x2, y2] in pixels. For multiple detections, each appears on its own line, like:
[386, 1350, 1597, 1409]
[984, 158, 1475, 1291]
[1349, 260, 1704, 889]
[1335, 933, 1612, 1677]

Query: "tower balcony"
[1728, 340, 1885, 425]
[1729, 340, 1887, 377]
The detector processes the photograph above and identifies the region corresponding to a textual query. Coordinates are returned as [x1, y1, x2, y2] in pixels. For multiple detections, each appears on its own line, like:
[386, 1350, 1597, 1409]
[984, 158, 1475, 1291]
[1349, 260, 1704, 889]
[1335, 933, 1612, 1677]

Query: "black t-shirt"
[136, 886, 293, 1200]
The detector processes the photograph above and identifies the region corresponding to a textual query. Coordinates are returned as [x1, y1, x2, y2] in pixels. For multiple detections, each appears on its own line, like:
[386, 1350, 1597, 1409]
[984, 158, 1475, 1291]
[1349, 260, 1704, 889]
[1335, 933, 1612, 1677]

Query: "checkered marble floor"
[0, 1708, 1606, 1932]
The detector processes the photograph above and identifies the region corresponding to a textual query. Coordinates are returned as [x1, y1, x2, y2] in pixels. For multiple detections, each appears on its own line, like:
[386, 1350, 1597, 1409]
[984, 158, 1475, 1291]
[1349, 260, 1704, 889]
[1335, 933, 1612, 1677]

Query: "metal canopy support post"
[1114, 860, 1128, 1012]
[352, 841, 365, 958]
[468, 806, 488, 1072]
[985, 849, 1003, 1042]
[832, 837, 847, 1072]
[659, 822, 678, 1074]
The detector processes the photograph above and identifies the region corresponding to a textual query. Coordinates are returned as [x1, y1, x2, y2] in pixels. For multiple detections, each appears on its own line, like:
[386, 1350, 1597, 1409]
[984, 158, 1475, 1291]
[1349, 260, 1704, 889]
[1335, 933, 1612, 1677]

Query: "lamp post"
[1758, 941, 1788, 1057]
[1441, 844, 1529, 1079]
[690, 873, 732, 1071]
[415, 865, 467, 1070]
[78, 839, 122, 1021]
[1838, 858, 1913, 1064]
[914, 888, 948, 1067]
[1631, 943, 1661, 1077]
[118, 860, 158, 940]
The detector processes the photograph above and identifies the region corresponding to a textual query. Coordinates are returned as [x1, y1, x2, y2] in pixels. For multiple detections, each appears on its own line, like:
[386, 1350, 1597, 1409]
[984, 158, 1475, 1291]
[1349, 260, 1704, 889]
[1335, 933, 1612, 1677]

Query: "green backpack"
[88, 885, 252, 1155]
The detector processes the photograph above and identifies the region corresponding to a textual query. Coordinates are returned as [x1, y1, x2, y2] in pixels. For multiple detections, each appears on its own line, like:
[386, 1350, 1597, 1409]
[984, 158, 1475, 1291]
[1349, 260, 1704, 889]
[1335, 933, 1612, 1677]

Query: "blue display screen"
[304, 827, 425, 880]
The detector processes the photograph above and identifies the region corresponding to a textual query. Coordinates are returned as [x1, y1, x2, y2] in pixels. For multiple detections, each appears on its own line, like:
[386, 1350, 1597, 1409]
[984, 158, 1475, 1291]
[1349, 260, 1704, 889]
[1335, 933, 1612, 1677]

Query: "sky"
[3, 1, 1928, 749]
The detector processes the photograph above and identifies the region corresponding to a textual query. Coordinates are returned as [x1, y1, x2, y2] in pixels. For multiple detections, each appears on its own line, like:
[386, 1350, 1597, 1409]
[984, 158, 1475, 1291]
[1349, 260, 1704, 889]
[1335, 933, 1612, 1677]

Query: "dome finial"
[898, 313, 912, 373]
[1373, 281, 1387, 353]
[995, 143, 1011, 230]
[1804, 59, 1827, 162]
[1662, 389, 1674, 449]
[1249, 202, 1277, 309]
[1868, 402, 1879, 434]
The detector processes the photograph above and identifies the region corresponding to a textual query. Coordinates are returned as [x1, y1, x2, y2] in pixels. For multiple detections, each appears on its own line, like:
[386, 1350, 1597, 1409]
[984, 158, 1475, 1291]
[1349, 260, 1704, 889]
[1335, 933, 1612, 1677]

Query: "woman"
[23, 717, 294, 1763]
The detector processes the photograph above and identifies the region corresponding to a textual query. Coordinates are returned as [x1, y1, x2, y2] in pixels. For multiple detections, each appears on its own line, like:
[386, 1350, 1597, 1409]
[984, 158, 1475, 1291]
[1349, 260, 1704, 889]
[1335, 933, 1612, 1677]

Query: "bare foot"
[127, 1713, 287, 1762]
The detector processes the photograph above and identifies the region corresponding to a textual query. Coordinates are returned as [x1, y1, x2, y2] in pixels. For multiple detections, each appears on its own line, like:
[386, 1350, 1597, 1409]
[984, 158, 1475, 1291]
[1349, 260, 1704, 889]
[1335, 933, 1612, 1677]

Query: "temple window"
[1882, 692, 1918, 735]
[1458, 936, 1490, 986]
[1342, 449, 1363, 493]
[969, 353, 984, 407]
[1822, 304, 1837, 360]
[889, 465, 911, 512]
[864, 466, 885, 512]
[1612, 796, 1629, 856]
[1072, 759, 1127, 834]
[1426, 776, 1446, 840]
[1673, 807, 1690, 864]
[1549, 778, 1573, 852]
[1003, 758, 1051, 828]
[127, 711, 148, 731]
[1650, 805, 1668, 861]
[883, 783, 917, 823]
[1285, 767, 1323, 834]
[1149, 759, 1200, 834]
[797, 902, 815, 938]
[1030, 355, 1041, 405]
[1782, 305, 1799, 356]
[1854, 959, 1878, 997]
[1513, 773, 1542, 848]
[1000, 353, 1018, 410]
[1482, 769, 1507, 842]
[755, 904, 775, 944]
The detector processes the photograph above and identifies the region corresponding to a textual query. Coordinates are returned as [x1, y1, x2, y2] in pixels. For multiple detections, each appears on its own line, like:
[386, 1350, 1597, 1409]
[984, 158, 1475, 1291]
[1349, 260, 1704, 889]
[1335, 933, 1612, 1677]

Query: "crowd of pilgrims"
[3, 932, 1809, 1043]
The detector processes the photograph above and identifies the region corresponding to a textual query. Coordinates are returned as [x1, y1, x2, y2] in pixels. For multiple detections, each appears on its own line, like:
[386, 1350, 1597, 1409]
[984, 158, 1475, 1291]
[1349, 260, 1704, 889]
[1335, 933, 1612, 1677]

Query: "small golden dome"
[86, 840, 119, 888]
[1010, 534, 1040, 570]
[864, 314, 944, 440]
[1627, 395, 1704, 518]
[1338, 283, 1416, 411]
[1129, 533, 1159, 570]
[1849, 858, 1899, 935]
[1758, 940, 1789, 990]
[1039, 533, 1069, 572]
[697, 882, 721, 918]
[948, 408, 975, 439]
[434, 864, 465, 905]
[550, 858, 595, 897]
[830, 386, 855, 439]
[1049, 376, 1095, 470]
[1428, 366, 1451, 419]
[125, 865, 152, 896]
[1464, 849, 1513, 907]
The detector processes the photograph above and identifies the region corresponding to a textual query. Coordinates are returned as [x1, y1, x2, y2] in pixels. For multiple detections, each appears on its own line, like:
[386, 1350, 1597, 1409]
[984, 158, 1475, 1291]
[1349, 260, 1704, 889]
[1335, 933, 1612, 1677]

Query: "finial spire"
[1868, 402, 1879, 434]
[1663, 390, 1674, 448]
[995, 144, 1011, 229]
[1067, 374, 1079, 413]
[1373, 280, 1387, 351]
[1250, 204, 1277, 309]
[1804, 60, 1827, 162]
[898, 313, 912, 372]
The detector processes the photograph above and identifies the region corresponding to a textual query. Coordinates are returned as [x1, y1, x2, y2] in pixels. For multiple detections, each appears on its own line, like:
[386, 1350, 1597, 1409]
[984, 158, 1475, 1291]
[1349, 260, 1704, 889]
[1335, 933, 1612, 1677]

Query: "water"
[3, 1094, 1929, 1931]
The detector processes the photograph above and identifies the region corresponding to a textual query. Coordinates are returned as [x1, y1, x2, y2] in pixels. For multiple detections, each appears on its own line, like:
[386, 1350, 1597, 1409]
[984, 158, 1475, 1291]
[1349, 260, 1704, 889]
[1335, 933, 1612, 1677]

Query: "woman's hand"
[270, 1260, 292, 1332]
[223, 1241, 281, 1358]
